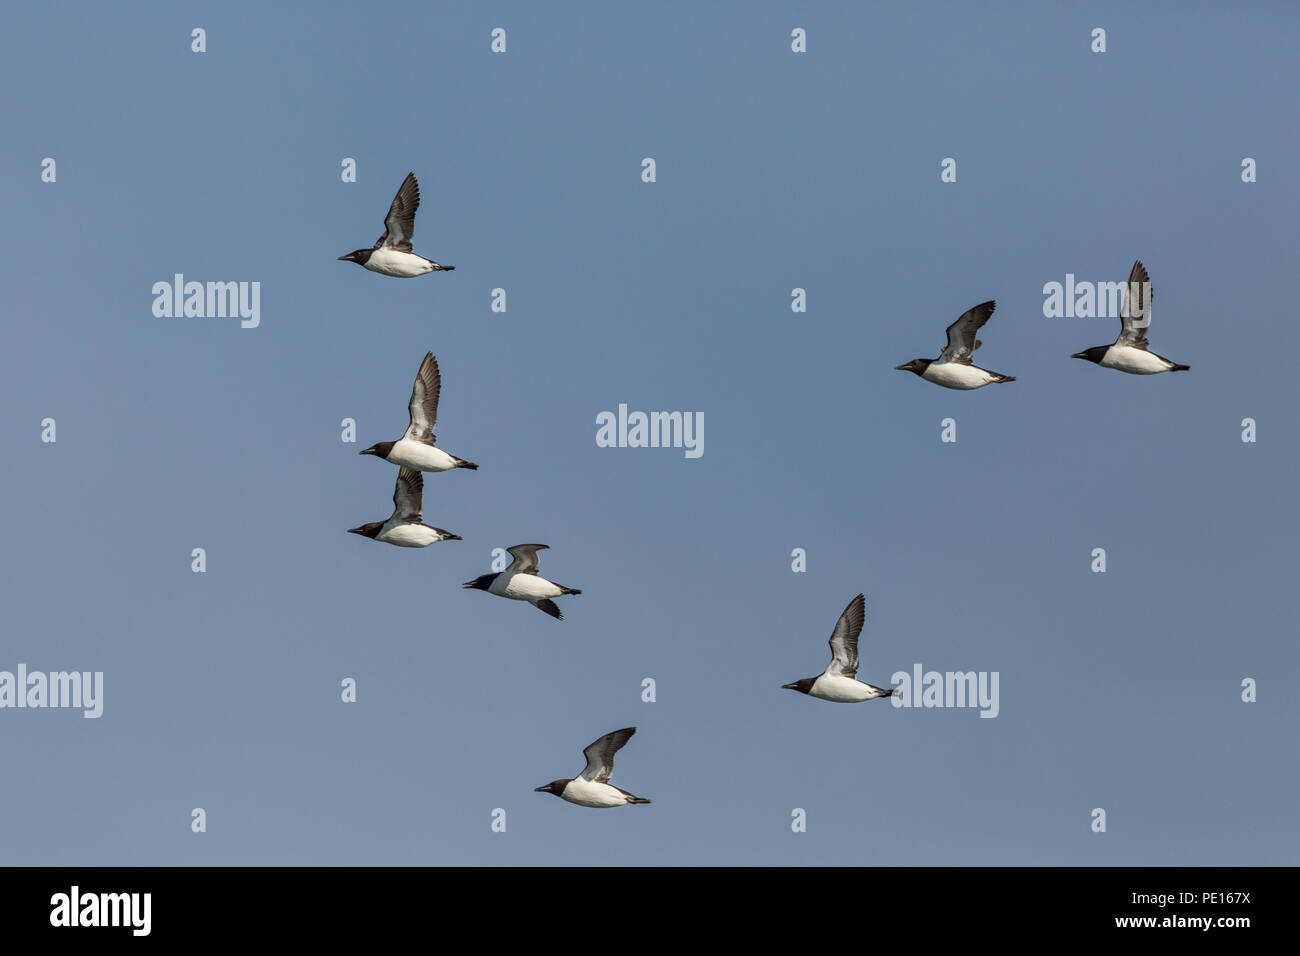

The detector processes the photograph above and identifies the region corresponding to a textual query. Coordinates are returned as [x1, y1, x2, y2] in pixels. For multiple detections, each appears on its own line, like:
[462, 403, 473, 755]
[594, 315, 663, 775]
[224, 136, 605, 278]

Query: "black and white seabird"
[782, 593, 896, 703]
[347, 466, 460, 547]
[462, 544, 581, 620]
[535, 727, 651, 808]
[1071, 260, 1189, 374]
[359, 352, 477, 473]
[338, 172, 455, 277]
[895, 300, 1016, 389]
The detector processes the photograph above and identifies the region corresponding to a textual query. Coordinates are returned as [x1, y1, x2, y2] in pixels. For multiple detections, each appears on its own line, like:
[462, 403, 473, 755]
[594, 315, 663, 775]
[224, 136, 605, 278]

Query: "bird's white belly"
[491, 573, 563, 600]
[366, 248, 434, 277]
[562, 779, 628, 808]
[377, 522, 437, 548]
[811, 674, 882, 703]
[388, 439, 457, 471]
[923, 363, 994, 390]
[1100, 345, 1171, 374]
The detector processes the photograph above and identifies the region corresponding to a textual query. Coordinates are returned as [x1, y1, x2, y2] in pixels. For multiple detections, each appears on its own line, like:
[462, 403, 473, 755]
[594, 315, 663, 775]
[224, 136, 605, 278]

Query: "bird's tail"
[1170, 363, 1190, 372]
[994, 374, 1016, 383]
[627, 796, 651, 805]
[559, 586, 582, 596]
[869, 685, 897, 698]
[455, 458, 479, 470]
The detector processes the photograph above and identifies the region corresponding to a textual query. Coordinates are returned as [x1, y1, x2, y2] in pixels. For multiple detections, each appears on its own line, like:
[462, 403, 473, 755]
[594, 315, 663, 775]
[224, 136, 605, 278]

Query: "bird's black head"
[782, 678, 815, 695]
[1071, 346, 1108, 364]
[534, 780, 567, 797]
[359, 441, 396, 459]
[462, 573, 496, 591]
[894, 359, 931, 377]
[338, 249, 373, 266]
[347, 522, 383, 539]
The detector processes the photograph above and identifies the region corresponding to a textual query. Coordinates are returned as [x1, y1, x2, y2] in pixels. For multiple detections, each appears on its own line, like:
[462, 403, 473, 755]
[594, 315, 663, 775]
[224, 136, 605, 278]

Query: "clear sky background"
[1, 2, 1296, 865]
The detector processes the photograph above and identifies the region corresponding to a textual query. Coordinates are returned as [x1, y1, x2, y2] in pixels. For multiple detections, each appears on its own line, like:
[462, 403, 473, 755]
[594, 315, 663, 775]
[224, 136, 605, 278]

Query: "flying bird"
[1071, 260, 1189, 374]
[360, 352, 477, 473]
[895, 300, 1016, 389]
[347, 467, 460, 547]
[535, 727, 651, 808]
[338, 172, 455, 277]
[783, 593, 896, 703]
[462, 544, 581, 620]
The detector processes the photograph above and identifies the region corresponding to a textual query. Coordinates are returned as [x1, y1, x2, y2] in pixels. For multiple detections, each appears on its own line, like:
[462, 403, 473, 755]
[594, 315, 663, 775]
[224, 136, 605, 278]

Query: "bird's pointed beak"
[894, 363, 910, 371]
[534, 785, 549, 792]
[781, 682, 799, 690]
[1070, 352, 1086, 359]
[346, 527, 364, 535]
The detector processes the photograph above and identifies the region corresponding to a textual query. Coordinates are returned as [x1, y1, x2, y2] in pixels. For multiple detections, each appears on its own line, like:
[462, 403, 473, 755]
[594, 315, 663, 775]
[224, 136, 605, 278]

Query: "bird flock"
[896, 260, 1187, 390]
[340, 172, 1191, 809]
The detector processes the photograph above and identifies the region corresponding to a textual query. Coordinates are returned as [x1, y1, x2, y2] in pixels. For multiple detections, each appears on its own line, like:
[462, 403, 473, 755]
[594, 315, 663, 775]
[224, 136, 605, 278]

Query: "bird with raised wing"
[360, 352, 477, 473]
[896, 300, 1016, 389]
[1071, 260, 1189, 374]
[783, 593, 896, 703]
[535, 727, 651, 808]
[338, 172, 455, 277]
[347, 467, 460, 547]
[462, 544, 582, 620]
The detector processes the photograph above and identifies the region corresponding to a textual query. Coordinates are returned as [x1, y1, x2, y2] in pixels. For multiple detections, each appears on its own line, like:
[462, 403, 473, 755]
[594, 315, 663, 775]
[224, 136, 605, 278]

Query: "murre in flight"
[462, 544, 581, 620]
[1071, 260, 1189, 374]
[360, 352, 477, 473]
[338, 172, 455, 277]
[895, 300, 1016, 389]
[347, 467, 460, 547]
[535, 727, 651, 808]
[783, 593, 896, 703]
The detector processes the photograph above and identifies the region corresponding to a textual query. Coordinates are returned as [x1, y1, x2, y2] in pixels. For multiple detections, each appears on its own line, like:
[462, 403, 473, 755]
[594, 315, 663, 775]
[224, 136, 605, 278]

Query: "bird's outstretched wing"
[937, 301, 996, 365]
[390, 467, 423, 523]
[375, 172, 420, 251]
[1116, 260, 1152, 348]
[403, 351, 441, 445]
[824, 593, 865, 679]
[580, 727, 636, 783]
[505, 544, 548, 575]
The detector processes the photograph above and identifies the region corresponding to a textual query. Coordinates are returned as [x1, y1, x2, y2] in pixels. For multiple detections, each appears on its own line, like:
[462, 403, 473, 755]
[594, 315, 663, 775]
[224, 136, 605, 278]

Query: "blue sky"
[1, 2, 1296, 865]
